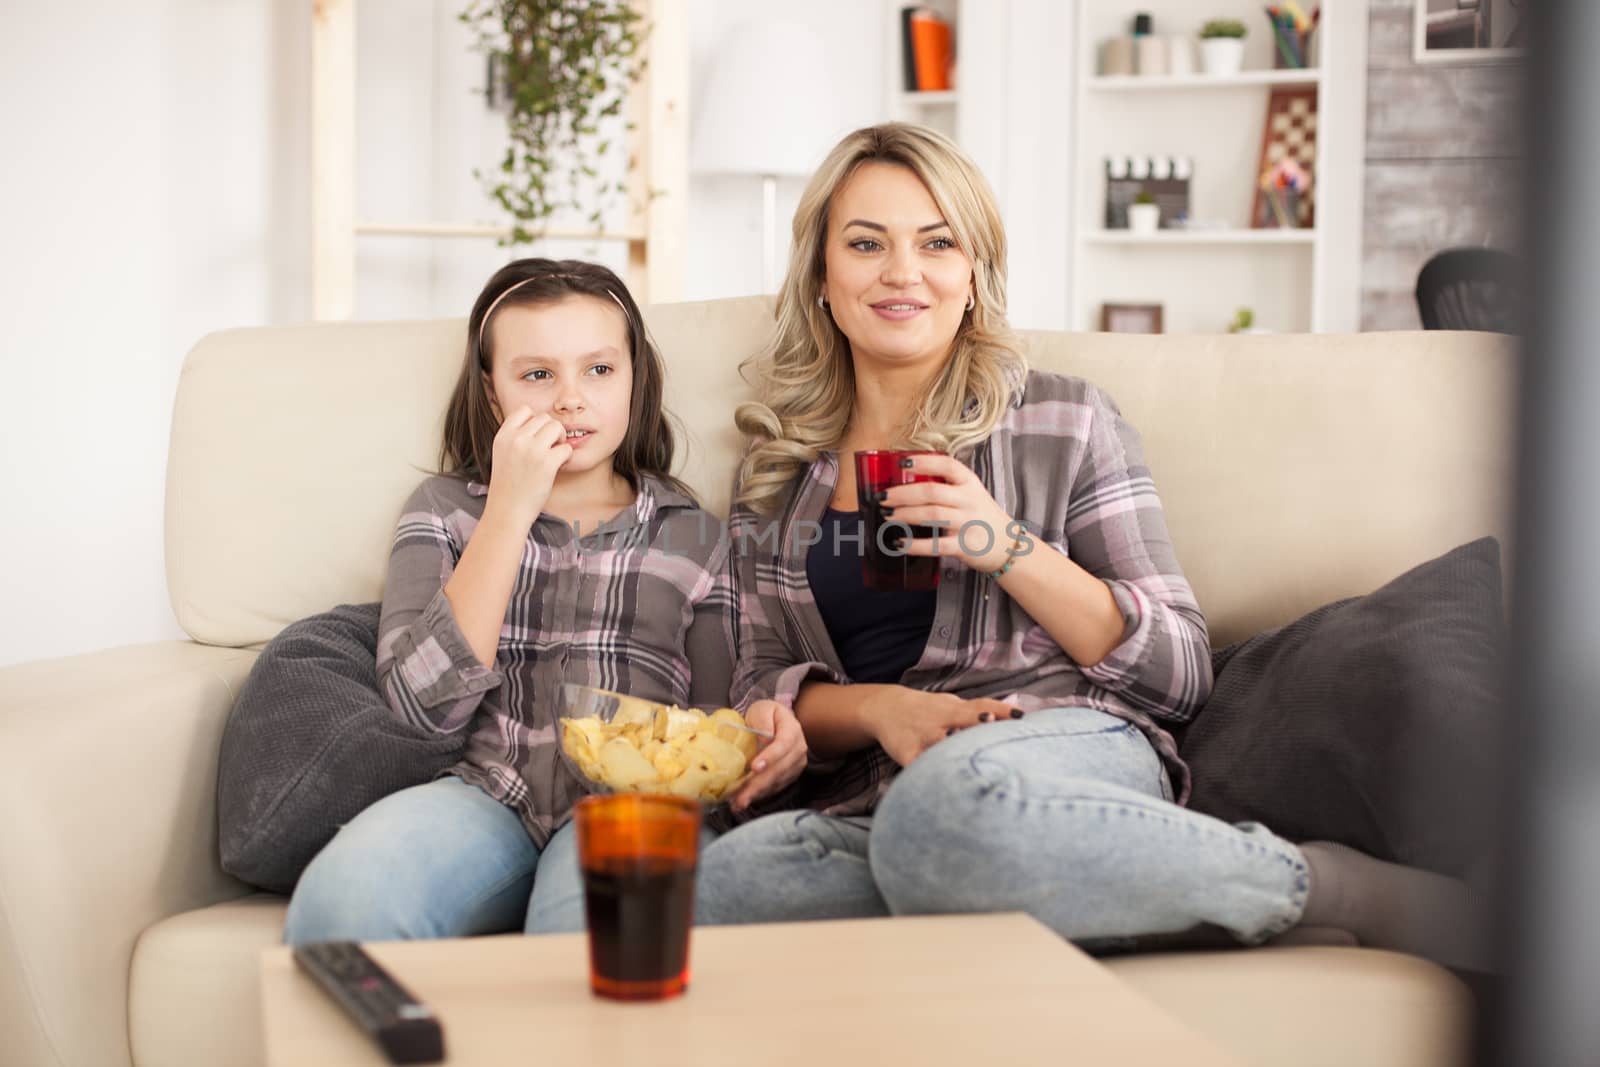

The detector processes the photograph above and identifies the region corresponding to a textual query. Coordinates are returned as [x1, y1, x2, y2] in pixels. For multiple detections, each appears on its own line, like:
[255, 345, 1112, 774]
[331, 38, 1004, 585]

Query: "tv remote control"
[291, 941, 445, 1064]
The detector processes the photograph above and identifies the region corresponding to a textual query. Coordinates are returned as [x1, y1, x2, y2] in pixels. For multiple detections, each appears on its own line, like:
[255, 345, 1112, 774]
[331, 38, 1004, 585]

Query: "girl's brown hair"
[440, 258, 689, 497]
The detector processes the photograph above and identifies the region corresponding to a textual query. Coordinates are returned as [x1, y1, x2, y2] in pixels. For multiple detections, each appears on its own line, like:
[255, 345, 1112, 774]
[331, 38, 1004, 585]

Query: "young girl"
[284, 259, 805, 944]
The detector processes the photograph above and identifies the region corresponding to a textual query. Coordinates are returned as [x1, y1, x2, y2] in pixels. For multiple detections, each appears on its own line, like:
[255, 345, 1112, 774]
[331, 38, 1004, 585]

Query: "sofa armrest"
[0, 641, 259, 1067]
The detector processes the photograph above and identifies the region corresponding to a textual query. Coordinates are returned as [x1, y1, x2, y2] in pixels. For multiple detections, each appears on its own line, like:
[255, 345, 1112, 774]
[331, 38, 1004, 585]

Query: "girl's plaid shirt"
[375, 473, 735, 845]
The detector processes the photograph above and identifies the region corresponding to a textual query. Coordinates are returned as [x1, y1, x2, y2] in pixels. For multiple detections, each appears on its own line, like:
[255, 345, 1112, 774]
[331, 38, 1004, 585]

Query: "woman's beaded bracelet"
[984, 531, 1028, 579]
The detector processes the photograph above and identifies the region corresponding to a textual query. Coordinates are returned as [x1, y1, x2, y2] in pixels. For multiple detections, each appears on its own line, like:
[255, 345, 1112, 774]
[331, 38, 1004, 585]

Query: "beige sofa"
[0, 296, 1515, 1067]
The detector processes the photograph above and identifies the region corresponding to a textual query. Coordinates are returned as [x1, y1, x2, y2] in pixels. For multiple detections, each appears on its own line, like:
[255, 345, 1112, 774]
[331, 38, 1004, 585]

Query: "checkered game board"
[1253, 86, 1318, 228]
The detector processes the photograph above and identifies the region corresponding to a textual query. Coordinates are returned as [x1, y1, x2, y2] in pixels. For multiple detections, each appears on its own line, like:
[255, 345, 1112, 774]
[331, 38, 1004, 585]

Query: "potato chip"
[710, 708, 760, 761]
[610, 696, 657, 730]
[682, 733, 747, 776]
[667, 762, 718, 800]
[651, 705, 704, 741]
[560, 698, 761, 803]
[598, 737, 658, 789]
[651, 746, 689, 779]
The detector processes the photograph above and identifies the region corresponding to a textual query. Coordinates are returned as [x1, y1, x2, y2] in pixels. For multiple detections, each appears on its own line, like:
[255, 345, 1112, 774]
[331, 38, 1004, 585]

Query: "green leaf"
[465, 0, 647, 236]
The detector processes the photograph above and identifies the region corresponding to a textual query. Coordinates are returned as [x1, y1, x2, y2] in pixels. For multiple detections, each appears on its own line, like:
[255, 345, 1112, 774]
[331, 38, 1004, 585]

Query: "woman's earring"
[817, 294, 829, 310]
[966, 293, 976, 311]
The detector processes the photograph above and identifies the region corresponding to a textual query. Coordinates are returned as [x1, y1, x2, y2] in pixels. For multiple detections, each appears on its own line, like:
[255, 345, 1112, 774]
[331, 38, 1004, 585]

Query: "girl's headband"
[476, 276, 632, 357]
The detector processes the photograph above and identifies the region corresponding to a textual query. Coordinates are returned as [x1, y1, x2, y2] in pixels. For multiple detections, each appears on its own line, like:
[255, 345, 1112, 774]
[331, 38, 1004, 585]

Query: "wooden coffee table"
[260, 913, 1242, 1066]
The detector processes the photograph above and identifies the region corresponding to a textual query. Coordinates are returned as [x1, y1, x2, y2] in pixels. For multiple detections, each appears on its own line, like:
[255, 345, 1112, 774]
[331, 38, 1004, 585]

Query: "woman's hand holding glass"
[880, 453, 1022, 575]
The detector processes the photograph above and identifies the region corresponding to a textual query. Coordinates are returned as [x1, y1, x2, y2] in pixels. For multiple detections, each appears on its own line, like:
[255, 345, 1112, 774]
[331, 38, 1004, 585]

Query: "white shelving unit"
[1086, 69, 1322, 91]
[884, 0, 965, 142]
[1069, 0, 1368, 334]
[894, 89, 959, 107]
[874, 1, 1076, 329]
[1085, 229, 1317, 245]
[309, 0, 688, 319]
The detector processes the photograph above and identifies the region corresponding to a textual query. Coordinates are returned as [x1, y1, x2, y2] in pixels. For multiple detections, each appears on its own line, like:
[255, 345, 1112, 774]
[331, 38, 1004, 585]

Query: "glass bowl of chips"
[557, 684, 766, 805]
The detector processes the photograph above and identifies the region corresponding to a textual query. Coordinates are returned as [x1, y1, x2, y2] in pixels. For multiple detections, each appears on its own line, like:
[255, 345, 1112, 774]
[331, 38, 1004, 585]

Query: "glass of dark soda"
[854, 449, 944, 591]
[574, 794, 702, 1001]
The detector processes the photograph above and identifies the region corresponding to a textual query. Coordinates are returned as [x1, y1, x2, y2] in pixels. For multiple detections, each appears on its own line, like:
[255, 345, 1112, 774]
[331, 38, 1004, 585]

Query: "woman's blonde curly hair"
[734, 122, 1026, 514]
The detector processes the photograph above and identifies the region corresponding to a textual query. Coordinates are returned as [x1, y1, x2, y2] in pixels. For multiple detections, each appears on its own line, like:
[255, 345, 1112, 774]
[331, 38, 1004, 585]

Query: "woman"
[699, 123, 1479, 966]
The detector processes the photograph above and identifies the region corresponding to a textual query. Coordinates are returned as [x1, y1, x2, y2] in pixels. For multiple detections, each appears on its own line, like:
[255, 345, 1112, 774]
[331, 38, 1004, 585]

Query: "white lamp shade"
[692, 21, 837, 177]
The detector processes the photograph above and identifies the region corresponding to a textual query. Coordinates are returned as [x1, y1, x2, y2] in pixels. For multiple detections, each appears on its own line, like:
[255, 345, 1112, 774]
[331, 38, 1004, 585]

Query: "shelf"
[1085, 69, 1320, 91]
[354, 221, 645, 242]
[1070, 1, 1366, 334]
[896, 90, 959, 106]
[1085, 229, 1316, 245]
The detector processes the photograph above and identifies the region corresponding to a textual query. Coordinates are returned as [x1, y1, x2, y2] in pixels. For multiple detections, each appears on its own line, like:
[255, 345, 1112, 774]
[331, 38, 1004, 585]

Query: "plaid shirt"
[729, 369, 1212, 813]
[376, 474, 735, 845]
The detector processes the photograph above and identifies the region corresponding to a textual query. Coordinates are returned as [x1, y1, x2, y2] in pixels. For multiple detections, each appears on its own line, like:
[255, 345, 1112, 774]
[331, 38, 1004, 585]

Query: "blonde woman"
[697, 123, 1479, 966]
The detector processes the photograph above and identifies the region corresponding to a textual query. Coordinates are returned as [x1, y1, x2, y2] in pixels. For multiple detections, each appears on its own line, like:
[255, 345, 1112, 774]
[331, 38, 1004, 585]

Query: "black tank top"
[805, 507, 937, 684]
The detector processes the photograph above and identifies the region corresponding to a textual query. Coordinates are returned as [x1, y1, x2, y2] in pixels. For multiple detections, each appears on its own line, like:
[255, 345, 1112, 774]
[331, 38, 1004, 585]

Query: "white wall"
[685, 0, 886, 299]
[351, 0, 633, 319]
[980, 0, 1074, 331]
[0, 0, 1062, 668]
[347, 0, 889, 306]
[1, 1, 310, 668]
[682, 0, 1074, 323]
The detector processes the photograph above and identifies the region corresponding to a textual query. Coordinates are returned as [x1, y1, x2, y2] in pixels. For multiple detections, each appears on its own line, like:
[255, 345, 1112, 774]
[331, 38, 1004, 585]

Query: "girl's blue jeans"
[283, 776, 587, 943]
[284, 707, 1310, 948]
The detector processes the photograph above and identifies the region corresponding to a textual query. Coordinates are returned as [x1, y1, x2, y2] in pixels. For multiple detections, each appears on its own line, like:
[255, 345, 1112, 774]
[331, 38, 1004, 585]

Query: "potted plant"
[1228, 307, 1260, 333]
[1127, 191, 1161, 234]
[460, 0, 648, 246]
[1199, 18, 1247, 76]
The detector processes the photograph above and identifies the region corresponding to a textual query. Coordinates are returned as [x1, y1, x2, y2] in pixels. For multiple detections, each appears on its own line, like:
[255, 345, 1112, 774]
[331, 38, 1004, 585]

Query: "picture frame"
[1100, 303, 1164, 334]
[1413, 0, 1525, 64]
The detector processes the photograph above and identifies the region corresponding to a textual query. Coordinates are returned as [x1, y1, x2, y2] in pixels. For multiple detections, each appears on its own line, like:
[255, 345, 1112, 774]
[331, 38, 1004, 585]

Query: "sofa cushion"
[1177, 538, 1505, 879]
[217, 603, 466, 893]
[1105, 946, 1471, 1067]
[129, 894, 286, 1067]
[167, 321, 1517, 651]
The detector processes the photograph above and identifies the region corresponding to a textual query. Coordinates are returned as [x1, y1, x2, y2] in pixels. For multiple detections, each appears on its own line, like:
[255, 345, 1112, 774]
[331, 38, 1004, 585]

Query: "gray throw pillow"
[1177, 538, 1505, 880]
[217, 603, 467, 893]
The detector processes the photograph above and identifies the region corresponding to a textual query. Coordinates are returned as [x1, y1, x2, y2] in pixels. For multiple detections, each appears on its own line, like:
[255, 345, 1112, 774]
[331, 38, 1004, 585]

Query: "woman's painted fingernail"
[875, 489, 888, 502]
[899, 457, 915, 469]
[978, 712, 992, 722]
[882, 506, 894, 516]
[1010, 708, 1025, 719]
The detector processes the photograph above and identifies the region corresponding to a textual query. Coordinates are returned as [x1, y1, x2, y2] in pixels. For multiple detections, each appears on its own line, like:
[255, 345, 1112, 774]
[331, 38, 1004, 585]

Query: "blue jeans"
[283, 776, 589, 944]
[694, 706, 1310, 946]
